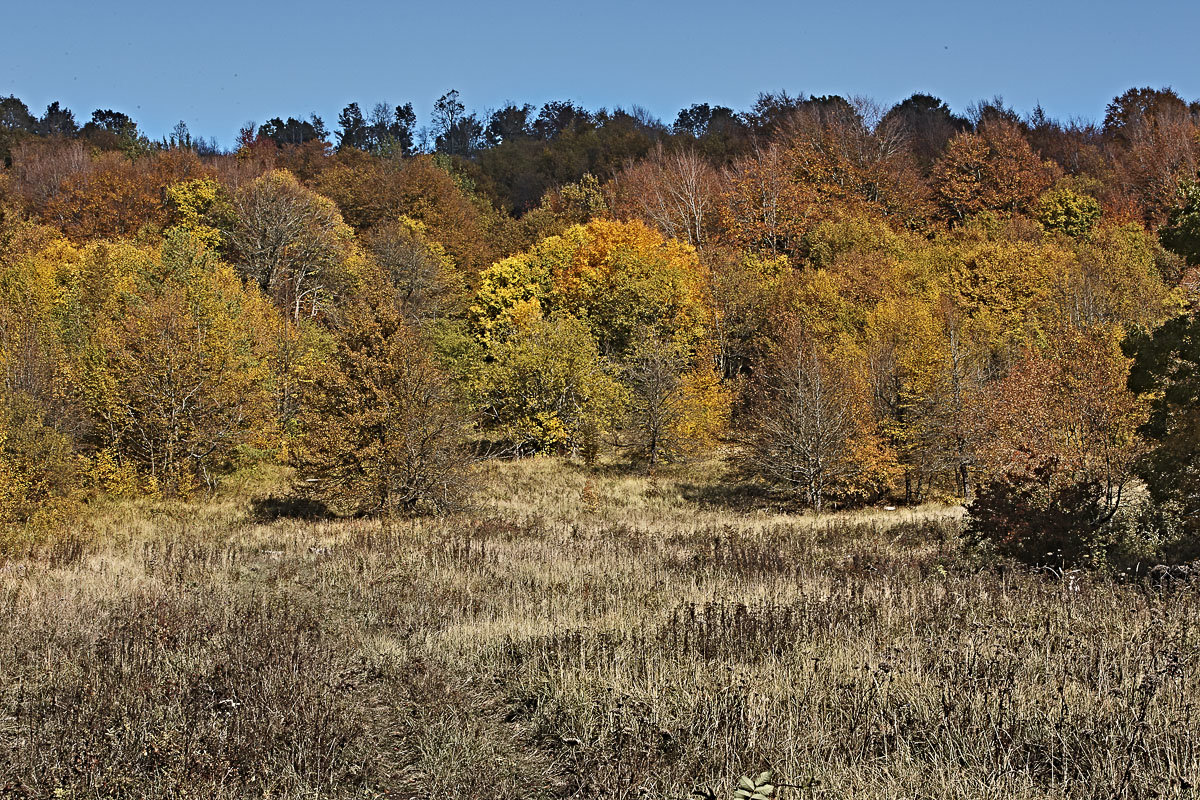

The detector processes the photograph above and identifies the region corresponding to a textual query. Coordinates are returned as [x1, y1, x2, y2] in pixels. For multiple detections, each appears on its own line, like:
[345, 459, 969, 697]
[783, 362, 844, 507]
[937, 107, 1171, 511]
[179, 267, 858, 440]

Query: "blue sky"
[2, 0, 1198, 147]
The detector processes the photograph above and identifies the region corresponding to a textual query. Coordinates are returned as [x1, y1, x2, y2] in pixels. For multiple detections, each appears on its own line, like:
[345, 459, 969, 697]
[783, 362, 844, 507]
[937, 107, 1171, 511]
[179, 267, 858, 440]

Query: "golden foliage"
[471, 218, 712, 356]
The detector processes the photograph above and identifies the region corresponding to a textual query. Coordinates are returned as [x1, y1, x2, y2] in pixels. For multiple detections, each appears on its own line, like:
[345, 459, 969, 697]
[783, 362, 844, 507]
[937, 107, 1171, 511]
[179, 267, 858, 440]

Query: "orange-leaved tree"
[297, 276, 474, 517]
[932, 120, 1060, 223]
[966, 328, 1145, 565]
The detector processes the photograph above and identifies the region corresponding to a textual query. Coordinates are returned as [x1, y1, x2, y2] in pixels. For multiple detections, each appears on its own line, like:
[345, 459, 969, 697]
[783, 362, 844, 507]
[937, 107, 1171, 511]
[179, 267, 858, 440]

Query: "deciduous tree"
[361, 215, 463, 322]
[741, 323, 896, 509]
[932, 120, 1060, 223]
[1124, 311, 1200, 544]
[471, 218, 712, 358]
[230, 170, 355, 319]
[475, 313, 626, 459]
[96, 234, 276, 494]
[623, 330, 730, 466]
[610, 143, 722, 248]
[298, 282, 472, 517]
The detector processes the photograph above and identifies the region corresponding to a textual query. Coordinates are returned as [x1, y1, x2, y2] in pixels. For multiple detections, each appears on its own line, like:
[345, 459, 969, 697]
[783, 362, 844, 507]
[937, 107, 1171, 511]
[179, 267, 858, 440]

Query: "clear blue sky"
[3, 0, 1198, 147]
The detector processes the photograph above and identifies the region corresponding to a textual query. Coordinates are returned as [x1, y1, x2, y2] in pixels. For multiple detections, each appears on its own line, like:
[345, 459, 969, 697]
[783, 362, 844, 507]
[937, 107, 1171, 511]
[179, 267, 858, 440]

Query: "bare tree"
[229, 170, 353, 320]
[361, 218, 462, 323]
[12, 138, 90, 208]
[614, 143, 721, 248]
[740, 326, 866, 510]
[624, 329, 688, 467]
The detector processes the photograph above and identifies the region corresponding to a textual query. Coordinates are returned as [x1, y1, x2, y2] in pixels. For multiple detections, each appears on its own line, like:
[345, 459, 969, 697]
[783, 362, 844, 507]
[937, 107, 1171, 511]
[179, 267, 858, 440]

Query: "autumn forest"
[3, 84, 1200, 796]
[1, 88, 1198, 563]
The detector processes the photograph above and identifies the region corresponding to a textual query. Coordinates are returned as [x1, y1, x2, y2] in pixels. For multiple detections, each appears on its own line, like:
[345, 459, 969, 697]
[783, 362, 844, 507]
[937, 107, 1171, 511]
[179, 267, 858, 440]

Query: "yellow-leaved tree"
[165, 176, 232, 249]
[69, 232, 279, 495]
[361, 215, 466, 323]
[0, 222, 86, 530]
[475, 313, 627, 459]
[471, 218, 712, 356]
[623, 331, 730, 467]
[470, 219, 729, 461]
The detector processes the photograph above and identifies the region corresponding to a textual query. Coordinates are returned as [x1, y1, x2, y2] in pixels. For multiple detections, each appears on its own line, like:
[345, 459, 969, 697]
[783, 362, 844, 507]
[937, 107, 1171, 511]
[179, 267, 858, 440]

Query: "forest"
[1, 86, 1198, 567]
[2, 85, 1200, 797]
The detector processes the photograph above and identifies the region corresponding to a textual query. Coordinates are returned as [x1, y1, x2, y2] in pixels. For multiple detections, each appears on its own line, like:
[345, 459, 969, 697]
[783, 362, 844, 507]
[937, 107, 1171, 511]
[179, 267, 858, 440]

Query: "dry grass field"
[1, 457, 1198, 799]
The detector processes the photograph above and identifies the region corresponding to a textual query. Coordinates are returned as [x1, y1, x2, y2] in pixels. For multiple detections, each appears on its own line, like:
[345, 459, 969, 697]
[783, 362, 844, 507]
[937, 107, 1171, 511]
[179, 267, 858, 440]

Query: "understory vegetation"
[2, 459, 1197, 798]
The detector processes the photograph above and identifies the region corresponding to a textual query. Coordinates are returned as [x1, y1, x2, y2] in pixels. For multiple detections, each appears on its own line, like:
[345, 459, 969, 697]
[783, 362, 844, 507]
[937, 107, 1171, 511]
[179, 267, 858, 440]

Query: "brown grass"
[1, 457, 1196, 798]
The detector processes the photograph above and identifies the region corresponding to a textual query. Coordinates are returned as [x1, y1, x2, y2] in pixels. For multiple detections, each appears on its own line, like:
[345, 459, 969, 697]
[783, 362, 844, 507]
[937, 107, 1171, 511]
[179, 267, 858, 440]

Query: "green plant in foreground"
[735, 771, 776, 800]
[696, 770, 825, 799]
[694, 770, 776, 800]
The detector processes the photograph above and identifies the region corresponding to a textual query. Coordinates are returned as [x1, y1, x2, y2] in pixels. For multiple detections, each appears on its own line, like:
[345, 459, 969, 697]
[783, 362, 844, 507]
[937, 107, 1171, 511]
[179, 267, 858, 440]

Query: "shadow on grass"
[677, 478, 792, 514]
[251, 495, 333, 522]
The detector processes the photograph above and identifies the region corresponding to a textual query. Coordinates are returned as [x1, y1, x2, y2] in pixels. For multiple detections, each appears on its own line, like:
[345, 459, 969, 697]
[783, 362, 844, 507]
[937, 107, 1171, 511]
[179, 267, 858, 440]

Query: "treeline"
[0, 86, 1198, 568]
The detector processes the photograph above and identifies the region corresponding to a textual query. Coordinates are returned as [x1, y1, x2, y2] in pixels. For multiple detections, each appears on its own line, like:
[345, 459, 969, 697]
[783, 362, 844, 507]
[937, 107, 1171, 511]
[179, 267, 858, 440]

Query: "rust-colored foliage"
[315, 153, 497, 276]
[610, 143, 724, 249]
[932, 120, 1060, 223]
[38, 149, 213, 240]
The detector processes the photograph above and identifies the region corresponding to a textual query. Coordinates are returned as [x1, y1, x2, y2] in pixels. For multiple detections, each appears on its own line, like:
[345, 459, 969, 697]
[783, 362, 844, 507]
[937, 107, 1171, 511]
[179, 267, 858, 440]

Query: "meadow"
[1, 457, 1197, 799]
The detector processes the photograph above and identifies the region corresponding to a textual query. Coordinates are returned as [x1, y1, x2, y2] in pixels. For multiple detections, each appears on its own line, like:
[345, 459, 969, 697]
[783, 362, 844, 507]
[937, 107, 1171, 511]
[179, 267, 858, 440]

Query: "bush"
[964, 458, 1115, 567]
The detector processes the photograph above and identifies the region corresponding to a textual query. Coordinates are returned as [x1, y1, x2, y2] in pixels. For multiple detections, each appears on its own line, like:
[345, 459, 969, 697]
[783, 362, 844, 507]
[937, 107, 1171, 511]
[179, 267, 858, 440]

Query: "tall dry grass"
[1, 457, 1196, 798]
